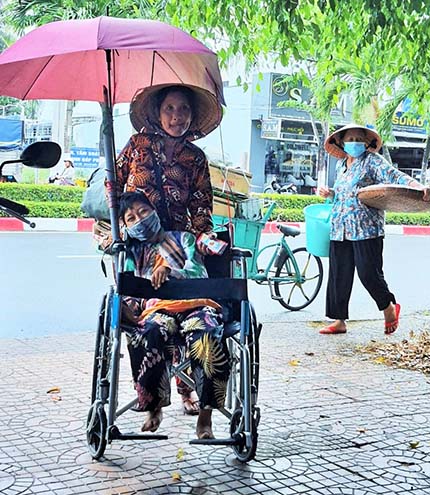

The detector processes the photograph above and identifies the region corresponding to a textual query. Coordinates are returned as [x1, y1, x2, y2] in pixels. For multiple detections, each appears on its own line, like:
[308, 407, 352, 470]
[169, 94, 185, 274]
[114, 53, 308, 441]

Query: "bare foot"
[182, 390, 199, 415]
[141, 408, 163, 432]
[319, 319, 347, 334]
[196, 409, 214, 439]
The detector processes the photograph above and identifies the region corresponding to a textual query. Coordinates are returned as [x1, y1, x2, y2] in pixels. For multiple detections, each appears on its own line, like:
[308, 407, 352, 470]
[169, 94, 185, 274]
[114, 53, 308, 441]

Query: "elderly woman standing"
[319, 124, 430, 336]
[116, 84, 221, 248]
[115, 84, 222, 415]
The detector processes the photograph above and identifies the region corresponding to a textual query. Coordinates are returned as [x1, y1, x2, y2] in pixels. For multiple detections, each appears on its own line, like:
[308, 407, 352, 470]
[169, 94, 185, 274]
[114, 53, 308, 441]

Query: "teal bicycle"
[214, 201, 324, 311]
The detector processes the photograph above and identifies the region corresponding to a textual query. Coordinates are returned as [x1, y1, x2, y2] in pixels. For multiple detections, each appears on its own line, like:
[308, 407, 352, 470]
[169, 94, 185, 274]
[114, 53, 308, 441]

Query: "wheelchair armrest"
[230, 247, 253, 259]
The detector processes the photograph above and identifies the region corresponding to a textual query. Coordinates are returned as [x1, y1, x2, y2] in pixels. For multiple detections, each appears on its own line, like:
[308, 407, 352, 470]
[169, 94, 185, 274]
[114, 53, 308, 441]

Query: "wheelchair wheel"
[230, 408, 258, 463]
[249, 304, 260, 395]
[227, 305, 260, 412]
[273, 247, 323, 310]
[86, 402, 107, 460]
[90, 288, 113, 403]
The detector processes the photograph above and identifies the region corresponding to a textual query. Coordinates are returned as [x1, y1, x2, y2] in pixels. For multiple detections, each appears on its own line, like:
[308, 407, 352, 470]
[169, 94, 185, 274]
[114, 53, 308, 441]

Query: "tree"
[2, 0, 169, 35]
[1, 0, 170, 154]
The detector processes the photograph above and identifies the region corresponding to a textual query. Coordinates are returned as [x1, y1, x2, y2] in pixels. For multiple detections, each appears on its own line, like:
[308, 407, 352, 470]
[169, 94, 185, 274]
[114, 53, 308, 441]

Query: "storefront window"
[264, 140, 318, 193]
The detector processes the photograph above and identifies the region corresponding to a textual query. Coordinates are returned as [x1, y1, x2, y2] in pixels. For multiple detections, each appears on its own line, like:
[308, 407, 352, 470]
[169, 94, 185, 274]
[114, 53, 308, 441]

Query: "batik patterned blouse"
[330, 152, 415, 241]
[125, 231, 220, 319]
[127, 230, 208, 280]
[116, 133, 213, 236]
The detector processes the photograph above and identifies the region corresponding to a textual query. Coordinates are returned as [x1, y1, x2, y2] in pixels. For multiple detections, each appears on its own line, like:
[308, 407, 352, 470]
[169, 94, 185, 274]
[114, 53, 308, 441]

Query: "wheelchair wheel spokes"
[86, 402, 107, 460]
[88, 287, 114, 459]
[91, 288, 113, 403]
[274, 247, 323, 311]
[227, 304, 260, 462]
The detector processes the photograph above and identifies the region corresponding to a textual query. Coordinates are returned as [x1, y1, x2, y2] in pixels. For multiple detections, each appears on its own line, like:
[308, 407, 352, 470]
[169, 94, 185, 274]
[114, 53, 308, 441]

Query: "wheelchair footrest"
[189, 435, 239, 446]
[110, 427, 168, 441]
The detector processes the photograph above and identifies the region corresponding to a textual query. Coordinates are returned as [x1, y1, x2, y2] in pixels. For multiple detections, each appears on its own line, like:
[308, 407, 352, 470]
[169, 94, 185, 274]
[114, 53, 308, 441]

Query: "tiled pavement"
[2, 313, 430, 494]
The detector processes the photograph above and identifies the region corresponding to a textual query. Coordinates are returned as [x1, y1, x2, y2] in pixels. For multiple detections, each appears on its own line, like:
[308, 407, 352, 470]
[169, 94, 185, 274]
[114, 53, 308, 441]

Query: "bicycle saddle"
[277, 224, 300, 237]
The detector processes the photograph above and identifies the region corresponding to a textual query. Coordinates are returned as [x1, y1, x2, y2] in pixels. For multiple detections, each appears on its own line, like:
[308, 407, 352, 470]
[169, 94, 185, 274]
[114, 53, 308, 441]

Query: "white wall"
[195, 84, 252, 169]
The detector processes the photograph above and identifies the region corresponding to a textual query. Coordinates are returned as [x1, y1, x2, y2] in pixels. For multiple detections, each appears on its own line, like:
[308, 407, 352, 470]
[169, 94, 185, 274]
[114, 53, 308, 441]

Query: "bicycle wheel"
[273, 247, 323, 310]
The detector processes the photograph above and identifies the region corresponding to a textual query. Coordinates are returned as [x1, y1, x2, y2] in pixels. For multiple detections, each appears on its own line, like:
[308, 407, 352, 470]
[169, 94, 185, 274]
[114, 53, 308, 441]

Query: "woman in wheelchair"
[119, 191, 230, 439]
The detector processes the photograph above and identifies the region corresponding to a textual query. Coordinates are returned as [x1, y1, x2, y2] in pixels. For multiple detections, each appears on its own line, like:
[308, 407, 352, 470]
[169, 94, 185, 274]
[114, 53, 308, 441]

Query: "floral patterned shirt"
[330, 152, 415, 241]
[116, 133, 213, 236]
[127, 230, 208, 280]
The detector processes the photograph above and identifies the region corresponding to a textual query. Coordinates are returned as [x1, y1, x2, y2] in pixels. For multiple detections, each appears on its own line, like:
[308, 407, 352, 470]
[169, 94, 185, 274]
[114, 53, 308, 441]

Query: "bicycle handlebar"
[262, 201, 276, 223]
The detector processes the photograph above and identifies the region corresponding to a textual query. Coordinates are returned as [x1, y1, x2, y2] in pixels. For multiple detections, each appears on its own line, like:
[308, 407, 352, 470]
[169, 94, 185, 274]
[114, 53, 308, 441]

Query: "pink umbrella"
[0, 16, 224, 105]
[0, 16, 225, 241]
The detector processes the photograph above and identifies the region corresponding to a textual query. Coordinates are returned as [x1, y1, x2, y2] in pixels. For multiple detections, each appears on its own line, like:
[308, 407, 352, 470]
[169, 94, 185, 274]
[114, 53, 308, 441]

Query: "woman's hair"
[119, 191, 153, 221]
[339, 128, 367, 142]
[155, 85, 195, 118]
[64, 160, 74, 167]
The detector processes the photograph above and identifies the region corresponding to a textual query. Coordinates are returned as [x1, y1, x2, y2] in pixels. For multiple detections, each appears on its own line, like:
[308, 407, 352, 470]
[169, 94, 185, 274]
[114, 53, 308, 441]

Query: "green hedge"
[1, 186, 430, 224]
[258, 193, 325, 209]
[260, 193, 430, 225]
[0, 201, 84, 218]
[0, 183, 85, 202]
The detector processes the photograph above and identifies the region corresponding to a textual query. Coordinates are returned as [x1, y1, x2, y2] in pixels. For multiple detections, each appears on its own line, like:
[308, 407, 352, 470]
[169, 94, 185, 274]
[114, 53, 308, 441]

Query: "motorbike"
[263, 176, 298, 195]
[0, 141, 61, 228]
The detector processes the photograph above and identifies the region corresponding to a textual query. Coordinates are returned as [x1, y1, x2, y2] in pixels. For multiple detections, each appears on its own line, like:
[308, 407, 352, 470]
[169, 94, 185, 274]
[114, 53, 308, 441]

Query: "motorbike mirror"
[20, 141, 62, 169]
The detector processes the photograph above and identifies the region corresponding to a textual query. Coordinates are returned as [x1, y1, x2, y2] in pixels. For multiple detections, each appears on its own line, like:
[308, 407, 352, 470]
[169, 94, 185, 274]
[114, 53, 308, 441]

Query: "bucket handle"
[323, 198, 332, 223]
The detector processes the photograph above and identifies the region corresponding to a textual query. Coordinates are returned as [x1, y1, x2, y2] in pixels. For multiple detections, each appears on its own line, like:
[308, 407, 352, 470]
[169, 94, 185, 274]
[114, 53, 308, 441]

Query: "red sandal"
[384, 303, 401, 335]
[319, 325, 347, 335]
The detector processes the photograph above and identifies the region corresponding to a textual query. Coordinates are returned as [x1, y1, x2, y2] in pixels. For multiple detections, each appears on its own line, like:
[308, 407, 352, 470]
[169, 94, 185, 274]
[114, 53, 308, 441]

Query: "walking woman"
[319, 123, 430, 335]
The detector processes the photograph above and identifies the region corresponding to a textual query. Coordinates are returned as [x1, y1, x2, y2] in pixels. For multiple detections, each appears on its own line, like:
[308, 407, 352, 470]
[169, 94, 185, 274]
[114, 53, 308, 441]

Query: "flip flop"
[384, 303, 401, 335]
[319, 325, 347, 335]
[182, 392, 200, 416]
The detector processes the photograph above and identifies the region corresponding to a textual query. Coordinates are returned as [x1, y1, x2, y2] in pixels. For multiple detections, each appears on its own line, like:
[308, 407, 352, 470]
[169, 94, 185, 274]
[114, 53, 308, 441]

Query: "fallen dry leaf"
[304, 352, 315, 356]
[176, 448, 185, 461]
[288, 359, 300, 367]
[356, 329, 430, 375]
[373, 357, 388, 364]
[171, 471, 181, 482]
[357, 427, 367, 434]
[47, 387, 61, 394]
[409, 441, 420, 449]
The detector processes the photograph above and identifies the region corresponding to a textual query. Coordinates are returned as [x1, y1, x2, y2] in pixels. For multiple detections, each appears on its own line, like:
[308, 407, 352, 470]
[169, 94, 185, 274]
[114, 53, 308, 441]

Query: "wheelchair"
[86, 232, 262, 463]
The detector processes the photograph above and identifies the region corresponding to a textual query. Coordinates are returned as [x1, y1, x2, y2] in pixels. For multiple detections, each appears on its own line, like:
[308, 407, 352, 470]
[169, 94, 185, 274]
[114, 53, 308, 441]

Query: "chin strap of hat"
[367, 138, 377, 149]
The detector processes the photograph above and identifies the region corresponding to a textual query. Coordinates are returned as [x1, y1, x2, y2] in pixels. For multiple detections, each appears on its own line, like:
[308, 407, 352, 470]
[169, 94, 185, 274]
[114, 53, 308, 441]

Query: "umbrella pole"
[103, 85, 120, 244]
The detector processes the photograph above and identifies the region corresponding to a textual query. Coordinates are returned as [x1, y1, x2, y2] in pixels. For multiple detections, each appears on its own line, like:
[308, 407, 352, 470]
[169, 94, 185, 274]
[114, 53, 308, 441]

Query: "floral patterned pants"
[126, 306, 230, 412]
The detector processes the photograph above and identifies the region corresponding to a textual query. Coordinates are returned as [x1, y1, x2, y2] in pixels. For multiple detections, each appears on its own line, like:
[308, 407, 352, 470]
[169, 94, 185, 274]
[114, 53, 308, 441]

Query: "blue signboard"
[0, 118, 24, 151]
[70, 147, 100, 168]
[392, 98, 427, 135]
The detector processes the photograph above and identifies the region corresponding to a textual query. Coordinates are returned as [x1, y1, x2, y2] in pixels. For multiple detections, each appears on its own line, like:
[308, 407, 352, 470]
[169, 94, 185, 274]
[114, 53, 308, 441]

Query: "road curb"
[262, 221, 429, 236]
[0, 218, 429, 235]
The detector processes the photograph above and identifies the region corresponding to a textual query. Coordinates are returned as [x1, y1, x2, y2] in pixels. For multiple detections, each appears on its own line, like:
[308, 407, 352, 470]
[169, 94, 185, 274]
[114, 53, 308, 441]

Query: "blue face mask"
[343, 142, 366, 158]
[126, 210, 161, 242]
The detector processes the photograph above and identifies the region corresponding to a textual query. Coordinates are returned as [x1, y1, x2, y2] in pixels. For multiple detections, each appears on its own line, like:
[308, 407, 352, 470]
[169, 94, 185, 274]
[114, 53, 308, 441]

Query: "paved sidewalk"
[2, 313, 430, 494]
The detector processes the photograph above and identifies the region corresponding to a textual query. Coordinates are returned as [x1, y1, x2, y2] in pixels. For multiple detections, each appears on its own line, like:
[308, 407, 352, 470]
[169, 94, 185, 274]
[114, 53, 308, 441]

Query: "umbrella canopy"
[0, 16, 225, 105]
[0, 16, 225, 244]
